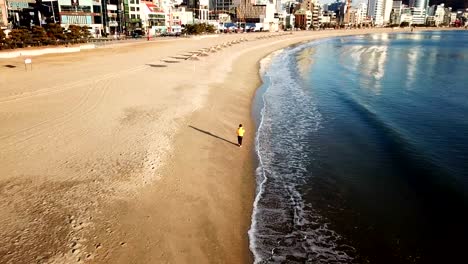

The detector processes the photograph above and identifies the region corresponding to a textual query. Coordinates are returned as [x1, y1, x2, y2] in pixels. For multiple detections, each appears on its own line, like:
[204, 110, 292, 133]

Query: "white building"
[368, 0, 398, 26]
[400, 6, 413, 25]
[367, 0, 385, 25]
[319, 14, 330, 24]
[356, 2, 368, 24]
[57, 0, 103, 35]
[172, 6, 194, 26]
[434, 4, 448, 26]
[194, 4, 209, 23]
[285, 13, 295, 29]
[390, 1, 403, 24]
[409, 0, 428, 10]
[140, 1, 167, 34]
[383, 0, 392, 23]
[264, 0, 280, 31]
[128, 0, 142, 23]
[409, 0, 428, 25]
[411, 7, 426, 24]
[311, 0, 320, 28]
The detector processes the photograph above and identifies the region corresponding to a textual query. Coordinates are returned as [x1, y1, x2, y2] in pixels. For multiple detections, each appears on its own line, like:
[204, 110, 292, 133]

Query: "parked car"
[223, 23, 238, 33]
[131, 28, 145, 38]
[245, 23, 257, 32]
[160, 31, 180, 37]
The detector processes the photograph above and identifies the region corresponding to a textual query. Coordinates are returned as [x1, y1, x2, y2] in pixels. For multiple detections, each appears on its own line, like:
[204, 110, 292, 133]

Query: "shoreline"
[0, 28, 448, 263]
[247, 29, 468, 264]
[132, 28, 426, 263]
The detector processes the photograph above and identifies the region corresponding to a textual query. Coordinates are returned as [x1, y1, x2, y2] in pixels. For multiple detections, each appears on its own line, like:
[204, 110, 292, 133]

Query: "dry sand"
[0, 28, 413, 264]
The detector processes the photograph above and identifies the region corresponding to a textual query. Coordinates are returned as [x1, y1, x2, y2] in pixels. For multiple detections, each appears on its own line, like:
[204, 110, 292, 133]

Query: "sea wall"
[0, 44, 96, 59]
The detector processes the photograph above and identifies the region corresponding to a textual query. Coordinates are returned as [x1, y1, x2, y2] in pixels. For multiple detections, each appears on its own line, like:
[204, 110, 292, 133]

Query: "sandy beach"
[0, 28, 413, 263]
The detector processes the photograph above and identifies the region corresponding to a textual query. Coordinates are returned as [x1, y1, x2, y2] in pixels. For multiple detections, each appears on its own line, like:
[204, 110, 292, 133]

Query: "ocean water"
[249, 31, 468, 264]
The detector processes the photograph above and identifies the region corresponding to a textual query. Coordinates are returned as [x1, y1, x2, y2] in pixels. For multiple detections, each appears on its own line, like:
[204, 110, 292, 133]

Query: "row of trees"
[182, 23, 216, 35]
[0, 24, 91, 50]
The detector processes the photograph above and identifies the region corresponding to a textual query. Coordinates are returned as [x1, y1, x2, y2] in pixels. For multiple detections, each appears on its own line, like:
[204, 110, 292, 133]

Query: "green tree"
[182, 23, 216, 35]
[46, 23, 65, 43]
[66, 25, 82, 42]
[0, 29, 8, 50]
[80, 26, 91, 40]
[8, 29, 32, 48]
[205, 24, 216, 33]
[31, 26, 48, 46]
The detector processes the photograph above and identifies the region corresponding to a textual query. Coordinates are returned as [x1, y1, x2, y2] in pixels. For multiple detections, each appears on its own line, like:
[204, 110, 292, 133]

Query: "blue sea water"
[250, 31, 468, 264]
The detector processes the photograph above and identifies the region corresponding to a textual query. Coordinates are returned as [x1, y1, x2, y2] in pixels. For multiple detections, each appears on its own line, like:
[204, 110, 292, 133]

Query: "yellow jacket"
[237, 127, 245, 137]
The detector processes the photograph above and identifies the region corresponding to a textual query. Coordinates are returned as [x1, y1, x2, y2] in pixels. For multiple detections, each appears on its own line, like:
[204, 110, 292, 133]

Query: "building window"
[136, 0, 139, 4]
[130, 7, 135, 11]
[137, 14, 140, 19]
[130, 0, 134, 3]
[60, 5, 92, 13]
[131, 14, 136, 19]
[136, 7, 139, 11]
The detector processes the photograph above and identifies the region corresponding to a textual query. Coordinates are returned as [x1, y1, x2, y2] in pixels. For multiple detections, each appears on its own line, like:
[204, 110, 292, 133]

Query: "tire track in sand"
[1, 75, 113, 151]
[0, 65, 148, 105]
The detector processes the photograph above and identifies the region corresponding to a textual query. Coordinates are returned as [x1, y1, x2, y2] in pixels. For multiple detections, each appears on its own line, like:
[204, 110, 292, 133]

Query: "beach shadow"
[147, 64, 167, 68]
[3, 65, 16, 68]
[188, 125, 238, 146]
[171, 56, 190, 60]
[162, 60, 181, 63]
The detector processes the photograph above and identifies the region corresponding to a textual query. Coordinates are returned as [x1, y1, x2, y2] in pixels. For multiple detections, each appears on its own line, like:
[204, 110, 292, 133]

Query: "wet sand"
[0, 28, 413, 263]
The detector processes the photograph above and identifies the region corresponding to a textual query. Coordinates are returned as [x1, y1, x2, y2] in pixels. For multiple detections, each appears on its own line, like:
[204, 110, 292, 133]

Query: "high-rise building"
[356, 2, 367, 24]
[436, 4, 450, 26]
[408, 0, 428, 24]
[299, 0, 320, 27]
[368, 0, 396, 25]
[392, 1, 402, 14]
[383, 0, 392, 23]
[390, 0, 402, 24]
[327, 0, 343, 12]
[409, 0, 429, 10]
[182, 0, 209, 22]
[237, 0, 279, 30]
[210, 0, 233, 17]
[344, 0, 351, 24]
[124, 0, 142, 30]
[367, 0, 384, 25]
[104, 0, 125, 34]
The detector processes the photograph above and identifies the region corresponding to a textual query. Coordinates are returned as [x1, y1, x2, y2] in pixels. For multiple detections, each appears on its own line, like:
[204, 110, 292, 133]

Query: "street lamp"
[50, 0, 57, 23]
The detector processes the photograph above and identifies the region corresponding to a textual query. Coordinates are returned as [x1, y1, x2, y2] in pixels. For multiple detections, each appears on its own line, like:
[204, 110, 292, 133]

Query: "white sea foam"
[259, 49, 284, 77]
[248, 50, 279, 263]
[249, 41, 355, 263]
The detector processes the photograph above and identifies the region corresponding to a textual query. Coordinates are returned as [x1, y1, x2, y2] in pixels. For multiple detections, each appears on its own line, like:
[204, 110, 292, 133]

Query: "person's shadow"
[188, 126, 238, 146]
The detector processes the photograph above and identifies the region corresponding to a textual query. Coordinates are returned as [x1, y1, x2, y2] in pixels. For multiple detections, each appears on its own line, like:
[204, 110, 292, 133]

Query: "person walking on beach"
[237, 124, 245, 147]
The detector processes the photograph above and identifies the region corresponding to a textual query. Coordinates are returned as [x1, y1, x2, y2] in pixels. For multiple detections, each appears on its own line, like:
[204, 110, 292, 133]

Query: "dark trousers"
[237, 136, 243, 146]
